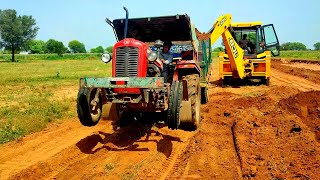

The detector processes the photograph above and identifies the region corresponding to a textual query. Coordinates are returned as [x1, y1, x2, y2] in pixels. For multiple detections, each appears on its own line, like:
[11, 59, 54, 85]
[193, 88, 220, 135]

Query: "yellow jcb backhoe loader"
[209, 14, 280, 85]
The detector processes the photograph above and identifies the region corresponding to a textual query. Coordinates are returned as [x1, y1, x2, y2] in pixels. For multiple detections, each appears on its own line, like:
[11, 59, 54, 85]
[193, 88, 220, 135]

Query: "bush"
[281, 42, 307, 51]
[0, 121, 25, 144]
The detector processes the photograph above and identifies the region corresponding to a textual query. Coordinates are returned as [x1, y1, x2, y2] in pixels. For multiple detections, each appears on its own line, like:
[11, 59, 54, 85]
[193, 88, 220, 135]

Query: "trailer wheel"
[201, 87, 209, 104]
[77, 88, 102, 126]
[181, 74, 201, 130]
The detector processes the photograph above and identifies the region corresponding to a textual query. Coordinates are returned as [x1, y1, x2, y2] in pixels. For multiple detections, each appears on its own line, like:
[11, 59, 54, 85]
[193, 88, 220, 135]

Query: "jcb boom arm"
[210, 14, 246, 79]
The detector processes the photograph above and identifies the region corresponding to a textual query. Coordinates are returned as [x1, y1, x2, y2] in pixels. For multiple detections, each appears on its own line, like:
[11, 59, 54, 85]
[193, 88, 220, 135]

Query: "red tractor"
[77, 7, 212, 130]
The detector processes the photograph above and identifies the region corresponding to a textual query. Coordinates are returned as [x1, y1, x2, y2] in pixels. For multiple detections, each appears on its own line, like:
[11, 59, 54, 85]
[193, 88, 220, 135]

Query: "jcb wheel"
[266, 77, 270, 86]
[261, 77, 270, 86]
[183, 74, 201, 130]
[77, 88, 102, 126]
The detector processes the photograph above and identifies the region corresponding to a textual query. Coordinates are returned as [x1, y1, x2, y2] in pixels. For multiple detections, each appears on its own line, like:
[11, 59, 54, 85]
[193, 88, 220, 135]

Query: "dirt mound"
[171, 86, 319, 179]
[273, 58, 320, 65]
[230, 89, 320, 179]
[279, 91, 320, 119]
[279, 91, 320, 142]
[195, 28, 211, 40]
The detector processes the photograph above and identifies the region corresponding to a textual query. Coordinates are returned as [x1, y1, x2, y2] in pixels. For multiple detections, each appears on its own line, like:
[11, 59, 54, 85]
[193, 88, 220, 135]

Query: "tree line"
[1, 9, 320, 62]
[0, 9, 113, 62]
[24, 39, 113, 55]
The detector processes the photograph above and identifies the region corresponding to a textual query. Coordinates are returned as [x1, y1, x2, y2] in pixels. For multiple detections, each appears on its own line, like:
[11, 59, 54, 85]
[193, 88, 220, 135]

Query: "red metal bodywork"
[112, 38, 149, 94]
[173, 60, 201, 81]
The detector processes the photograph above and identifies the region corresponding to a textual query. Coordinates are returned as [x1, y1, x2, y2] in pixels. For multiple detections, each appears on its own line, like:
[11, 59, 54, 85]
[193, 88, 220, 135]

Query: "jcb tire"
[77, 88, 102, 127]
[201, 87, 209, 104]
[183, 74, 201, 130]
[261, 77, 270, 86]
[266, 77, 270, 86]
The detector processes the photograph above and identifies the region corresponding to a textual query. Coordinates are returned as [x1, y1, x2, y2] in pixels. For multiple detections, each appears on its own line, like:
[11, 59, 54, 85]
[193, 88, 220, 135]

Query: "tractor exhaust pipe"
[123, 7, 129, 39]
[105, 18, 119, 42]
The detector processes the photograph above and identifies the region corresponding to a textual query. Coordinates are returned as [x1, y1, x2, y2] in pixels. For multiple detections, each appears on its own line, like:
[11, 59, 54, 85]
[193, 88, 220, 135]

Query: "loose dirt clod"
[290, 126, 302, 133]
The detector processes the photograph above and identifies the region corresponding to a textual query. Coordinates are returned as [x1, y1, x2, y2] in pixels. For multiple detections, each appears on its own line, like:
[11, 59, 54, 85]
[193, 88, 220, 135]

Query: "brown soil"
[196, 28, 211, 40]
[1, 60, 320, 179]
[272, 59, 320, 85]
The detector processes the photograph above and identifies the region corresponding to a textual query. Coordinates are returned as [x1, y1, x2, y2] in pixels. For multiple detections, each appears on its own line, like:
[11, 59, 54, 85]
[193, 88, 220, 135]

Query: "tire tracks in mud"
[0, 120, 110, 179]
[156, 132, 194, 180]
[271, 69, 320, 91]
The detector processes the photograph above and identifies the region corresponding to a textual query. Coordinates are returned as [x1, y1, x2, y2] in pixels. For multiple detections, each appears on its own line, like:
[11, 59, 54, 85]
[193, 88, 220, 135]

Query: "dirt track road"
[0, 60, 319, 179]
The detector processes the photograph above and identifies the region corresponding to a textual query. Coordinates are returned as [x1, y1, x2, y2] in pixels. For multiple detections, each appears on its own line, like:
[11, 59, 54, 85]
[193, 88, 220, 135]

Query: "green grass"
[212, 50, 320, 61]
[104, 163, 116, 172]
[0, 53, 102, 61]
[212, 52, 219, 58]
[0, 59, 111, 144]
[280, 50, 320, 60]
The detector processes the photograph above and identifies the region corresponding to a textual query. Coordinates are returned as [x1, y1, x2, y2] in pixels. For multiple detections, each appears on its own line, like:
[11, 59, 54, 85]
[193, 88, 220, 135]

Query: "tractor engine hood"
[113, 14, 192, 42]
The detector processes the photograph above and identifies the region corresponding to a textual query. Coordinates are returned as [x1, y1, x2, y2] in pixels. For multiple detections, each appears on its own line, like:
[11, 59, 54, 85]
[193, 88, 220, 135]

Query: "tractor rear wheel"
[182, 74, 201, 130]
[77, 88, 102, 126]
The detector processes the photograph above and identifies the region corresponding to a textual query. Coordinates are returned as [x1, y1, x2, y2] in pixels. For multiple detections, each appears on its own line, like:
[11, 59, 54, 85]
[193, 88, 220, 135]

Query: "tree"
[27, 40, 45, 54]
[0, 9, 39, 62]
[90, 46, 104, 53]
[280, 42, 290, 51]
[68, 40, 86, 53]
[280, 42, 307, 51]
[213, 46, 224, 52]
[45, 39, 66, 55]
[314, 42, 320, 50]
[105, 46, 113, 53]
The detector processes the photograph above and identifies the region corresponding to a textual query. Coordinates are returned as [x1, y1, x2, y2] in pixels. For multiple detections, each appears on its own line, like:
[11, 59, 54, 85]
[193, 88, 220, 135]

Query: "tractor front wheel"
[77, 88, 102, 126]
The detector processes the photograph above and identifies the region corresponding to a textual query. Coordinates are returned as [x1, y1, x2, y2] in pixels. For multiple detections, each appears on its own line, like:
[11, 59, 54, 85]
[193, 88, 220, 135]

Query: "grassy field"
[0, 53, 102, 61]
[280, 50, 320, 60]
[0, 59, 111, 144]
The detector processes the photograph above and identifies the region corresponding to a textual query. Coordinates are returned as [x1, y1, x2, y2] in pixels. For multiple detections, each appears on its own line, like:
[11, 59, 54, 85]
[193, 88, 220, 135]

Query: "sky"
[1, 0, 319, 50]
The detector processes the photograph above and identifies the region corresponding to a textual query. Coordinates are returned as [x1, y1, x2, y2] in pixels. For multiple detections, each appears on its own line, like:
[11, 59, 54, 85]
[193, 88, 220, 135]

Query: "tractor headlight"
[147, 51, 157, 62]
[101, 53, 112, 63]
